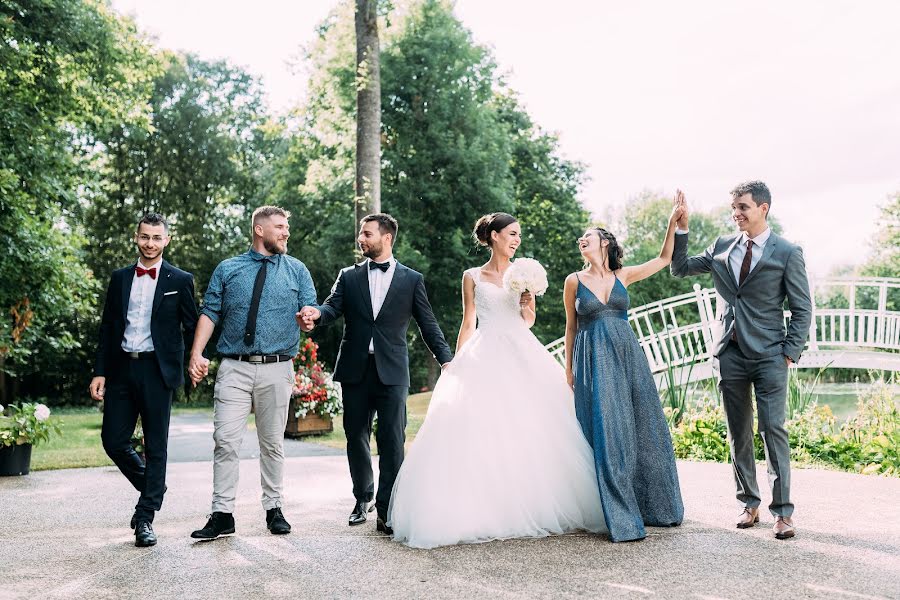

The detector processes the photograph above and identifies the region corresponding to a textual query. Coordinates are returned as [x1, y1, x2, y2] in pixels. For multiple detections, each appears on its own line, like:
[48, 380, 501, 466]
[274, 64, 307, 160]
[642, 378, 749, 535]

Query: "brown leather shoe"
[774, 516, 795, 539]
[736, 507, 759, 529]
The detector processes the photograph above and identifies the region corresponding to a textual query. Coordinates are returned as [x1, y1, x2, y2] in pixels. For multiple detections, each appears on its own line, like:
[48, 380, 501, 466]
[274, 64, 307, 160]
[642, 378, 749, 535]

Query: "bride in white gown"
[387, 213, 606, 549]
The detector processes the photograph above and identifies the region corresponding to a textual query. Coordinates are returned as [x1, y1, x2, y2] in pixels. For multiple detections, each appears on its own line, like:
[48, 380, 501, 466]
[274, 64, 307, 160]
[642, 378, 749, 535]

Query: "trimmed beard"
[264, 239, 287, 255]
[361, 242, 383, 259]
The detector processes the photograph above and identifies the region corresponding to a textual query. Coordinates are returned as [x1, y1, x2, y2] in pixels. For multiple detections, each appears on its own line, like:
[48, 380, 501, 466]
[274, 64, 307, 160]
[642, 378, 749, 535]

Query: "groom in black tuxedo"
[301, 213, 452, 533]
[90, 213, 198, 547]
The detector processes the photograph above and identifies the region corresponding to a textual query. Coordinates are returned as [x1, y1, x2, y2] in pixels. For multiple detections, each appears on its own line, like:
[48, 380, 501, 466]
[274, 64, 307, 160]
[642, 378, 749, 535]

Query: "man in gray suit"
[670, 181, 812, 540]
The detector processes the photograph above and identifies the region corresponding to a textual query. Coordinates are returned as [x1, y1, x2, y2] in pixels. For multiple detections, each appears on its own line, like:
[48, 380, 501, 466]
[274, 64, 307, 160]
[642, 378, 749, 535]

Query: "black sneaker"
[190, 512, 235, 540]
[266, 507, 291, 535]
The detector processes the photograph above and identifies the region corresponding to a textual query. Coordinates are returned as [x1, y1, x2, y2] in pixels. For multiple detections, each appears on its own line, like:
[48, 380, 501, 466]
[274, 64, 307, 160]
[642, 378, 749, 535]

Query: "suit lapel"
[739, 233, 778, 288]
[121, 263, 137, 320]
[151, 260, 171, 316]
[377, 262, 408, 321]
[355, 261, 375, 319]
[714, 236, 741, 291]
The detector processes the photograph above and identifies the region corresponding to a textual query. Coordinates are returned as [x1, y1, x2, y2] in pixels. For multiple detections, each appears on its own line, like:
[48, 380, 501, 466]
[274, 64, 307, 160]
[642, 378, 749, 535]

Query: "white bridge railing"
[544, 277, 900, 389]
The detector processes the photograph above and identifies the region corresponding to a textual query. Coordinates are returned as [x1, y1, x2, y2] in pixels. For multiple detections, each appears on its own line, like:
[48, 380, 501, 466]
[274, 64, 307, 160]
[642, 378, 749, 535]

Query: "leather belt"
[123, 351, 155, 359]
[226, 354, 292, 364]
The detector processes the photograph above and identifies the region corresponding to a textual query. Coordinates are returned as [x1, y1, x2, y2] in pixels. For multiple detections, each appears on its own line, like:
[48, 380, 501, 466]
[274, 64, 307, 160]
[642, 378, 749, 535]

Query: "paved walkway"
[1, 453, 898, 599]
[167, 411, 342, 463]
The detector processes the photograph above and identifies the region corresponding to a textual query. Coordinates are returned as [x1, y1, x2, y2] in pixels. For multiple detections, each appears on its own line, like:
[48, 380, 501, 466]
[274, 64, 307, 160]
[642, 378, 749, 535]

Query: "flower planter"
[285, 410, 333, 438]
[0, 444, 33, 476]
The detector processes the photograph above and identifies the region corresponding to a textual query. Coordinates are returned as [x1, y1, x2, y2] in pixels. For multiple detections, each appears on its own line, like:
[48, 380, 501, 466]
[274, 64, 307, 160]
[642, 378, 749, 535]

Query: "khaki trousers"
[211, 358, 293, 512]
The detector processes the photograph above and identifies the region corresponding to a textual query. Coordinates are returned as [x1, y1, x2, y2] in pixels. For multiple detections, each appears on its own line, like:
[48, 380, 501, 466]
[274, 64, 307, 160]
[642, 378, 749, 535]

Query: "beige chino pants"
[211, 358, 293, 512]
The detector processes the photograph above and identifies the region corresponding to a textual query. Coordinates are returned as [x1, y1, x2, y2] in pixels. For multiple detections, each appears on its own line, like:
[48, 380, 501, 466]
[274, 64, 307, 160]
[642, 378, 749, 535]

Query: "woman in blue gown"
[563, 191, 686, 542]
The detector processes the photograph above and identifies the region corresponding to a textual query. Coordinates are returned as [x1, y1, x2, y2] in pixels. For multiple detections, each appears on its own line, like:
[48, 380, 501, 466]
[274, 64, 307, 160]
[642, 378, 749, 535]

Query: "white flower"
[34, 404, 51, 422]
[503, 258, 549, 296]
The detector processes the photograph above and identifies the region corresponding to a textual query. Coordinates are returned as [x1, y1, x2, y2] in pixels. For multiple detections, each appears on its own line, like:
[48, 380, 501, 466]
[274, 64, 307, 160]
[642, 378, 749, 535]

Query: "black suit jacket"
[315, 261, 453, 386]
[94, 260, 199, 390]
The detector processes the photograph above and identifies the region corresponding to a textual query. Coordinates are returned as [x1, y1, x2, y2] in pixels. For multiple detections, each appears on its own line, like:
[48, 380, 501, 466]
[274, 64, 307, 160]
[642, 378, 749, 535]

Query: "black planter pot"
[0, 443, 33, 476]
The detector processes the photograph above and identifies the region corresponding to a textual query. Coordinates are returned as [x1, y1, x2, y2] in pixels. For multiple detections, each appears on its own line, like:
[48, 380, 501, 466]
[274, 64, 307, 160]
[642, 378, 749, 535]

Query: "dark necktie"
[244, 260, 268, 347]
[732, 239, 754, 342]
[369, 261, 390, 273]
[136, 266, 157, 279]
[738, 239, 753, 286]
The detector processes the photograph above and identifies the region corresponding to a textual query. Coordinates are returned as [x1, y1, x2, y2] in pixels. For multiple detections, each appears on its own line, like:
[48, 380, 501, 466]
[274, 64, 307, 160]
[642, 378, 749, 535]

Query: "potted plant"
[0, 402, 61, 476]
[286, 339, 343, 437]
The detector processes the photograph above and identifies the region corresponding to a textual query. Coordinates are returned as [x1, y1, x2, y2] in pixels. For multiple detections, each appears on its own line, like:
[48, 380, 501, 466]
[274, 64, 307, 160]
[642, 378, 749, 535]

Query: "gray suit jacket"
[670, 231, 812, 362]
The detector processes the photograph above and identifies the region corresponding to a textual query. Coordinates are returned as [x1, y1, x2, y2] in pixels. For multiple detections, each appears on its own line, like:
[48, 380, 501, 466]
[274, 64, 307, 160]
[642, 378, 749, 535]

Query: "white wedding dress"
[387, 268, 607, 549]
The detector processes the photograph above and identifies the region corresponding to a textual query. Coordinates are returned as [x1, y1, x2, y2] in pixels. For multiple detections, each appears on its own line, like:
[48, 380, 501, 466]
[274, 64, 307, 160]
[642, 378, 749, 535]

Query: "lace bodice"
[468, 268, 525, 330]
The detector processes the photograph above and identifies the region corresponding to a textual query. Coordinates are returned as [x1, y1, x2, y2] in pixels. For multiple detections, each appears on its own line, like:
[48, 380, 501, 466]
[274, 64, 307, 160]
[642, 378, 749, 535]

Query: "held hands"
[189, 353, 210, 387]
[296, 306, 320, 332]
[89, 376, 106, 402]
[672, 189, 688, 230]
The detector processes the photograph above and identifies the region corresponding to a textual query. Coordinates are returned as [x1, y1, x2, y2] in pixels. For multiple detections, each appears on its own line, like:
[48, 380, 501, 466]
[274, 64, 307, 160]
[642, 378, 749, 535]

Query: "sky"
[110, 0, 900, 276]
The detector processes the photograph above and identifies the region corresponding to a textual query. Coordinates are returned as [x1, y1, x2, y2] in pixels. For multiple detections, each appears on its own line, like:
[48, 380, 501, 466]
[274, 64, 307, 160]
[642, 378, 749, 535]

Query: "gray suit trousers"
[716, 341, 793, 517]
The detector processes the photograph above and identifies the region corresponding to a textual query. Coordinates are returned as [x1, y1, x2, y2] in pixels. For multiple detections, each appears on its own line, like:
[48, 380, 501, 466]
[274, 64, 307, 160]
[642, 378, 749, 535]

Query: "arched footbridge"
[545, 277, 900, 389]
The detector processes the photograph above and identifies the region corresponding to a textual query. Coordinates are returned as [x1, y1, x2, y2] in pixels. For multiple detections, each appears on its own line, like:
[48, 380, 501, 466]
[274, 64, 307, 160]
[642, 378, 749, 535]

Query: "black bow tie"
[369, 261, 390, 273]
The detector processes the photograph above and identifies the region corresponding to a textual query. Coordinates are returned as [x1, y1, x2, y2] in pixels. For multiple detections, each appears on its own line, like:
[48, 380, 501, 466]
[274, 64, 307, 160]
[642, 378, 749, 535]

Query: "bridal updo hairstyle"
[473, 212, 517, 247]
[591, 228, 623, 271]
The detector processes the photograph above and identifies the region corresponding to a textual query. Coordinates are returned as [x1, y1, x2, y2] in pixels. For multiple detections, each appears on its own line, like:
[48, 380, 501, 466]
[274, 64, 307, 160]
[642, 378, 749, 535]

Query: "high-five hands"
[189, 353, 210, 387]
[672, 189, 688, 230]
[296, 306, 320, 332]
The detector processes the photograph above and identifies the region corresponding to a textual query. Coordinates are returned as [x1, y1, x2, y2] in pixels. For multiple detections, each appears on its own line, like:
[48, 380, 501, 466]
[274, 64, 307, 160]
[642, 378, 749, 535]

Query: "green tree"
[0, 0, 156, 403]
[497, 93, 590, 343]
[84, 52, 272, 294]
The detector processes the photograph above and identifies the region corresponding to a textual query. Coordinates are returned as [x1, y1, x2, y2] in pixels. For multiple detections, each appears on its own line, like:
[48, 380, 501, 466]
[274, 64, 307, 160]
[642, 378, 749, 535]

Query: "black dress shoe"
[376, 517, 393, 536]
[266, 507, 291, 535]
[349, 500, 375, 526]
[135, 521, 157, 547]
[191, 512, 235, 540]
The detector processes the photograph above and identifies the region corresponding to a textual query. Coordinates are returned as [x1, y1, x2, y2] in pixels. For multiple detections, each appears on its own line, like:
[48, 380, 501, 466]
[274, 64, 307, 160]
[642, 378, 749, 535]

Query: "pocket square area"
[163, 291, 178, 296]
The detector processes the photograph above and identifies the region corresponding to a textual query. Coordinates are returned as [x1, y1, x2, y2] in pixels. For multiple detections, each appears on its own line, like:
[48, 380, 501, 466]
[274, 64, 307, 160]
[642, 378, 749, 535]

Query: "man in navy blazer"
[90, 213, 198, 547]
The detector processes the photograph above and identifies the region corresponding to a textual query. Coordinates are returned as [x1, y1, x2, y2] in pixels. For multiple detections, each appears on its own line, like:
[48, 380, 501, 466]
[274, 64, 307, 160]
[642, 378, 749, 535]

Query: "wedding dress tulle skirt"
[387, 322, 607, 549]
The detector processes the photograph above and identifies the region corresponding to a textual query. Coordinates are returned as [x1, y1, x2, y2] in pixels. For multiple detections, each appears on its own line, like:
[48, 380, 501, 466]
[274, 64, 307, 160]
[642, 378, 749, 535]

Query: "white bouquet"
[503, 258, 549, 296]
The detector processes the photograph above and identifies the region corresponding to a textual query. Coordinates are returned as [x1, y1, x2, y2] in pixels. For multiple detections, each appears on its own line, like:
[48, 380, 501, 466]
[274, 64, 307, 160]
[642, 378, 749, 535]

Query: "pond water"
[684, 381, 899, 423]
[812, 382, 899, 422]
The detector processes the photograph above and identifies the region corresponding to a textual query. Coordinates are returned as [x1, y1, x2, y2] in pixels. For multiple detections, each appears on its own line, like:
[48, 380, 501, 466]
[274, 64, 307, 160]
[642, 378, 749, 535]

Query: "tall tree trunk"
[355, 0, 381, 226]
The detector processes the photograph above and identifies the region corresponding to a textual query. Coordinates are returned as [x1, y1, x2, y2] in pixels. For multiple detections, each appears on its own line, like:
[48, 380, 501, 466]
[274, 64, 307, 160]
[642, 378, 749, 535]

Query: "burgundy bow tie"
[136, 266, 157, 279]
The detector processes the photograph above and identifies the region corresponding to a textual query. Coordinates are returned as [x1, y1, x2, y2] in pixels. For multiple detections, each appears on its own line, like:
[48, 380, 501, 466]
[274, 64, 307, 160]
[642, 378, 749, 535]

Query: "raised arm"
[782, 246, 813, 363]
[619, 193, 683, 287]
[563, 273, 579, 389]
[670, 194, 715, 277]
[456, 271, 477, 353]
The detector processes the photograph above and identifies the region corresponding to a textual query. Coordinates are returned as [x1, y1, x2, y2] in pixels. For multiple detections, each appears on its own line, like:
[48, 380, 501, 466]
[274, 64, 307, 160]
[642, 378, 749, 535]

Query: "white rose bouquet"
[503, 258, 549, 296]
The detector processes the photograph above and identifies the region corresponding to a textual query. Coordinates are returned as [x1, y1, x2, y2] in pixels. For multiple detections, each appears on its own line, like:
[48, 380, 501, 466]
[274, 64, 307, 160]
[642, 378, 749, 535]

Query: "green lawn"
[30, 407, 234, 472]
[29, 394, 433, 471]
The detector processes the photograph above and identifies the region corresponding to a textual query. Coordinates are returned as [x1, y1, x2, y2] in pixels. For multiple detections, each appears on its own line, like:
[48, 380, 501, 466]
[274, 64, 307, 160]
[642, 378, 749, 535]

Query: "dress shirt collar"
[135, 257, 163, 272]
[741, 227, 771, 247]
[248, 248, 279, 263]
[367, 255, 395, 268]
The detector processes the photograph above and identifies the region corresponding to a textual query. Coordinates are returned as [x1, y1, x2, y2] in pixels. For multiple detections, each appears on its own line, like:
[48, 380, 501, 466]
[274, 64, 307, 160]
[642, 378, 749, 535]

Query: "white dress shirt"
[121, 258, 162, 353]
[729, 227, 771, 286]
[367, 256, 396, 353]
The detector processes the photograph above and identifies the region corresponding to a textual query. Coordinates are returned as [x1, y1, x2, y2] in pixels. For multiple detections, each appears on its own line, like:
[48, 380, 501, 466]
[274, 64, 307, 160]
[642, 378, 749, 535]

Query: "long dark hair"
[592, 228, 623, 271]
